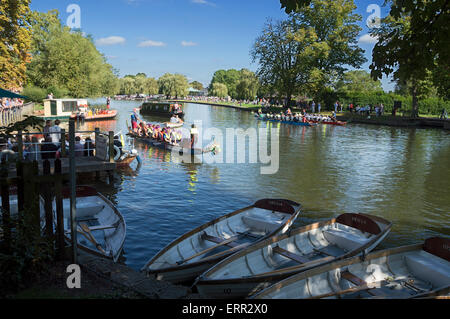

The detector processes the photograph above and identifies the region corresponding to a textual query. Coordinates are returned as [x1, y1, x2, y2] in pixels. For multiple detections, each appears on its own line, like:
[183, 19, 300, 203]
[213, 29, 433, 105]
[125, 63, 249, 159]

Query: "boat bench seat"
[404, 253, 450, 288]
[323, 228, 369, 251]
[242, 215, 282, 233]
[63, 202, 105, 219]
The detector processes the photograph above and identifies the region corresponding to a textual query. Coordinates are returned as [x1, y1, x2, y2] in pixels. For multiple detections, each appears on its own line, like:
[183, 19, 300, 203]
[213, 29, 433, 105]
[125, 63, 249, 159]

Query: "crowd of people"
[257, 108, 338, 123]
[0, 119, 97, 162]
[130, 114, 183, 145]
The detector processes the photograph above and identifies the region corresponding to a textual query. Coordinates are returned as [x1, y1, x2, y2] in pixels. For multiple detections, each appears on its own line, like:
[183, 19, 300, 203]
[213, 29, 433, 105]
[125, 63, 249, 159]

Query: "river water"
[82, 99, 450, 270]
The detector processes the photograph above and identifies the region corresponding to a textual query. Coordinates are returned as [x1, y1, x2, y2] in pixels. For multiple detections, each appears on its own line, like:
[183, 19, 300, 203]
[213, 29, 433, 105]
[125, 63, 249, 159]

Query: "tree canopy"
[209, 82, 228, 98]
[0, 0, 32, 89]
[252, 0, 365, 106]
[158, 73, 189, 98]
[335, 70, 383, 94]
[26, 10, 118, 98]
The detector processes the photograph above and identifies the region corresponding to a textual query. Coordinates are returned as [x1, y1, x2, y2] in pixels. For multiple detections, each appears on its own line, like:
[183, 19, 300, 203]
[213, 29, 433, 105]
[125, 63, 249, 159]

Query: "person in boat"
[170, 114, 179, 124]
[286, 108, 292, 116]
[190, 124, 199, 149]
[131, 114, 139, 134]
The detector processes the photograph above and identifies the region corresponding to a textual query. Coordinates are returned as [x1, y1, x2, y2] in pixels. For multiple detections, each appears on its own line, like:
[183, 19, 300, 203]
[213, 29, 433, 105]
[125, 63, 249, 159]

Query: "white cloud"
[181, 41, 198, 47]
[191, 0, 216, 6]
[138, 40, 167, 47]
[358, 34, 379, 44]
[96, 36, 126, 46]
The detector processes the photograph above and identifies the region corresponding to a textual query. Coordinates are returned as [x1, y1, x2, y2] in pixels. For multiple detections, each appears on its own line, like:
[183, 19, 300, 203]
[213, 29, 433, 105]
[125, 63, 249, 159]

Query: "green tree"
[190, 81, 204, 90]
[209, 82, 228, 98]
[236, 69, 259, 100]
[158, 73, 189, 98]
[210, 69, 241, 98]
[252, 0, 365, 106]
[0, 0, 32, 89]
[119, 77, 136, 95]
[335, 70, 383, 94]
[144, 77, 158, 95]
[26, 10, 117, 98]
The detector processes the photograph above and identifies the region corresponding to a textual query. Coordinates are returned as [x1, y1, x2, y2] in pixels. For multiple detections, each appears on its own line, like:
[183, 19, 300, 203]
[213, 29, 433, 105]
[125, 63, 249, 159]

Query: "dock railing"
[0, 128, 116, 164]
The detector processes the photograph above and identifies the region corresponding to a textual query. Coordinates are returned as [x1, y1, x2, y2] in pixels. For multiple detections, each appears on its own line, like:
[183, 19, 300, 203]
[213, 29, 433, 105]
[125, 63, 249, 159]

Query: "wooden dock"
[5, 157, 116, 178]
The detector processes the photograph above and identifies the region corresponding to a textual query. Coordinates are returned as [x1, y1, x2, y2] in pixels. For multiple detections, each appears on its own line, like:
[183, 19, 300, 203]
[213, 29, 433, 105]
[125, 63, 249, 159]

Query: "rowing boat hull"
[252, 237, 450, 299]
[141, 199, 302, 284]
[116, 154, 137, 167]
[128, 132, 215, 155]
[71, 110, 118, 121]
[256, 117, 315, 126]
[60, 186, 126, 262]
[195, 213, 391, 298]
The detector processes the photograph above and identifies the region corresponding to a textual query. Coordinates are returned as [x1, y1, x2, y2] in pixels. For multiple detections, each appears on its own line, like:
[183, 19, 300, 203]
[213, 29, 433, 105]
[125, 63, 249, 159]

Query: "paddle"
[79, 222, 106, 254]
[308, 282, 382, 299]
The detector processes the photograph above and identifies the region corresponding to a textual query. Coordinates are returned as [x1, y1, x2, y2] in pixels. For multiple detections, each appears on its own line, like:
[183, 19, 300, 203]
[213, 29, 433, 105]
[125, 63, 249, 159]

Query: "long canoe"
[141, 199, 302, 284]
[127, 130, 218, 155]
[256, 117, 316, 127]
[195, 213, 391, 298]
[252, 237, 450, 299]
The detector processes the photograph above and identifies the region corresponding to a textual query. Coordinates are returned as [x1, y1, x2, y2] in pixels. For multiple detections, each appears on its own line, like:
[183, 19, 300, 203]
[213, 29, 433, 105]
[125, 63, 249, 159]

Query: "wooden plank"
[272, 246, 310, 264]
[201, 233, 241, 248]
[341, 271, 385, 297]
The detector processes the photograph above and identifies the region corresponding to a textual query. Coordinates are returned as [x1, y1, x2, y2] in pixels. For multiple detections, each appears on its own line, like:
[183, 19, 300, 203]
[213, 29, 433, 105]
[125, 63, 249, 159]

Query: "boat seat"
[323, 228, 369, 251]
[63, 202, 105, 219]
[201, 233, 241, 248]
[272, 246, 310, 264]
[404, 253, 450, 288]
[340, 271, 385, 297]
[242, 214, 282, 233]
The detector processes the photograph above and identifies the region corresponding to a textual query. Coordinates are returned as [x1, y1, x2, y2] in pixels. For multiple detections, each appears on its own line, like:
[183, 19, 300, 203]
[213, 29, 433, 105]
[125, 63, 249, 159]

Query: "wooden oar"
[177, 234, 240, 265]
[308, 282, 382, 299]
[79, 223, 106, 254]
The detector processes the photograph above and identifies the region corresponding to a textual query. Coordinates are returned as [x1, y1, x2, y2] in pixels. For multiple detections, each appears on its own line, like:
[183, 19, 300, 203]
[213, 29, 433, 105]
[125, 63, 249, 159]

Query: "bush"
[22, 86, 47, 103]
[46, 86, 69, 99]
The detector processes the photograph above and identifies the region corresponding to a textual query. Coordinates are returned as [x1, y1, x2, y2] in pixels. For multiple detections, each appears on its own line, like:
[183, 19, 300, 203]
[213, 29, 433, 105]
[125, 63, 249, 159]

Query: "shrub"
[22, 86, 47, 103]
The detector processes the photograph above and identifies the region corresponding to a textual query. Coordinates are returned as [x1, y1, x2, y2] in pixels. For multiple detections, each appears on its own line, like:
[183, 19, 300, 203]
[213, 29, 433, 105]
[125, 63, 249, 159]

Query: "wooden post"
[0, 160, 11, 251]
[60, 129, 66, 157]
[43, 160, 53, 243]
[95, 128, 100, 146]
[69, 119, 77, 264]
[109, 131, 115, 163]
[17, 131, 23, 160]
[54, 158, 65, 260]
[16, 160, 24, 218]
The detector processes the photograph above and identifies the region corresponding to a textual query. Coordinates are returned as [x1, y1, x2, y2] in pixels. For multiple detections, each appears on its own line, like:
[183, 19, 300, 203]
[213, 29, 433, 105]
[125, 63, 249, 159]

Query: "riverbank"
[171, 100, 450, 130]
[339, 113, 450, 130]
[7, 251, 198, 299]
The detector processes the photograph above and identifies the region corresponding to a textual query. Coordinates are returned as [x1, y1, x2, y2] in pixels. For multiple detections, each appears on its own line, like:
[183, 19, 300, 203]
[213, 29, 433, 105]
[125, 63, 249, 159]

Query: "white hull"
[142, 199, 302, 284]
[253, 237, 450, 299]
[196, 213, 392, 298]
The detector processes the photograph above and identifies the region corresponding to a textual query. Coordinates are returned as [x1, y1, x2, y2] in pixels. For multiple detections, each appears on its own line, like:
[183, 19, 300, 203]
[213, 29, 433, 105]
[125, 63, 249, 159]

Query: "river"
[81, 99, 450, 270]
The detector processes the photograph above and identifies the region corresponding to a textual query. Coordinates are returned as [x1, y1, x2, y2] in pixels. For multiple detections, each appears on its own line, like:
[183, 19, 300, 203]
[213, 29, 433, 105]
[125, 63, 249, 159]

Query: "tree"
[209, 82, 228, 98]
[235, 69, 259, 100]
[252, 0, 365, 106]
[119, 77, 135, 95]
[144, 77, 158, 95]
[335, 70, 383, 94]
[210, 69, 241, 98]
[158, 73, 189, 98]
[0, 0, 32, 89]
[26, 10, 118, 98]
[190, 81, 204, 90]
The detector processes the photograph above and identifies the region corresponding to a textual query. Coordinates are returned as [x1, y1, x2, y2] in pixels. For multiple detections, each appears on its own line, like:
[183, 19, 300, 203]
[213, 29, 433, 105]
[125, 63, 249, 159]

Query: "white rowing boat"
[252, 237, 450, 299]
[1, 186, 126, 262]
[195, 213, 391, 298]
[58, 186, 126, 262]
[141, 199, 302, 284]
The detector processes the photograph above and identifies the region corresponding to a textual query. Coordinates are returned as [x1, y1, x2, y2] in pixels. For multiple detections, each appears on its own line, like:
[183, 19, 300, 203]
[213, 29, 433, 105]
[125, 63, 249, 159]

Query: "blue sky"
[30, 0, 394, 91]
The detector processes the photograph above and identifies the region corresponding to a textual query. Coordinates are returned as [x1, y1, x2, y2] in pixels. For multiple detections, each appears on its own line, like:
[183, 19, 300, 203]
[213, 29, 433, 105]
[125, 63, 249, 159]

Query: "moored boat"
[256, 116, 316, 127]
[252, 237, 450, 299]
[141, 199, 302, 284]
[59, 186, 126, 262]
[194, 213, 391, 298]
[71, 109, 118, 121]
